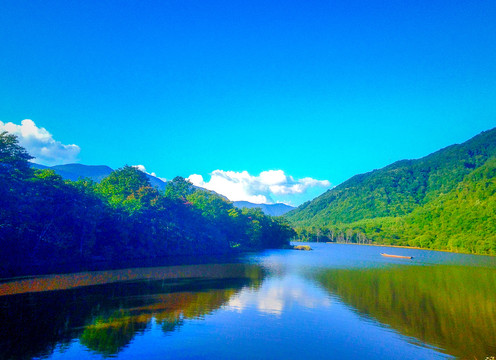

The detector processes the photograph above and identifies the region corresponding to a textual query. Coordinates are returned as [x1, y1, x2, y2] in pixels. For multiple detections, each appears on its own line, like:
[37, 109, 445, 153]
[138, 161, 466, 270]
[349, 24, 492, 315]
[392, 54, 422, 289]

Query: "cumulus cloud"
[0, 119, 80, 166]
[187, 169, 330, 205]
[132, 164, 156, 177]
[132, 165, 168, 182]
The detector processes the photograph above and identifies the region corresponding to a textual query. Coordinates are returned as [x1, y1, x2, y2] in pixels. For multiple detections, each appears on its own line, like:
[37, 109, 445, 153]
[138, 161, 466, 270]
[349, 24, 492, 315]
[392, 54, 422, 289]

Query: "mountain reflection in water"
[1, 244, 495, 360]
[316, 265, 496, 359]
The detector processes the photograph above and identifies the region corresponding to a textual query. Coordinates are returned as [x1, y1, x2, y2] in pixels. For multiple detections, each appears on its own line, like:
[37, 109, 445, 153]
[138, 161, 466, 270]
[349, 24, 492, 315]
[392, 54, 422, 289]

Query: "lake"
[1, 243, 495, 359]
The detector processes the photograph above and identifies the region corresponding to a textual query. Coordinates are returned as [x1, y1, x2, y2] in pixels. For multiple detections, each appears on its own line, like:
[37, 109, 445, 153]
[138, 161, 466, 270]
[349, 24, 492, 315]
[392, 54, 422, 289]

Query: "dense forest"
[286, 127, 496, 255]
[0, 132, 295, 274]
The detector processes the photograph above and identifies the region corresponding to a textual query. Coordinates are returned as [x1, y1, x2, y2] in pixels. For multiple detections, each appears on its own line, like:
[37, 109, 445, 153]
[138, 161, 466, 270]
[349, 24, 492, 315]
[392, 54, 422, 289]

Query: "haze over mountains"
[32, 163, 113, 182]
[32, 163, 167, 190]
[286, 127, 496, 255]
[233, 201, 295, 216]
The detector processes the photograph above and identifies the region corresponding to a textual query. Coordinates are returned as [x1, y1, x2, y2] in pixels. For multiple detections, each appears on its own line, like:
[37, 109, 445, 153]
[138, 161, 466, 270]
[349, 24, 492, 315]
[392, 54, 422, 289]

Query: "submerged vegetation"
[0, 132, 295, 273]
[286, 128, 496, 255]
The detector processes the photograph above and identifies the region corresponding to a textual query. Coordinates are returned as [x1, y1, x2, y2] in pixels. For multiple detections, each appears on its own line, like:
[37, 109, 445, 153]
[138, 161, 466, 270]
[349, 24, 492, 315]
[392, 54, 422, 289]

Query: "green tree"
[0, 131, 33, 182]
[95, 166, 154, 212]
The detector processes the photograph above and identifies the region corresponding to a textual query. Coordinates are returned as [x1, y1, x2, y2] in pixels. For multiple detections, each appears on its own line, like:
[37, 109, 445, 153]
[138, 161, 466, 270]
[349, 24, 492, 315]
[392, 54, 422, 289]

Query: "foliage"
[0, 131, 33, 181]
[287, 128, 496, 255]
[292, 245, 312, 250]
[0, 135, 294, 272]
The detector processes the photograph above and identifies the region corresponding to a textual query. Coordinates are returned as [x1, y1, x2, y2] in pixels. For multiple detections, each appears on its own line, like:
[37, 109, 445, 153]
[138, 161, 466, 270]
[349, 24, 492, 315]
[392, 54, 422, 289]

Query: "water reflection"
[79, 289, 242, 357]
[0, 263, 264, 359]
[316, 265, 496, 359]
[227, 274, 332, 316]
[2, 245, 495, 360]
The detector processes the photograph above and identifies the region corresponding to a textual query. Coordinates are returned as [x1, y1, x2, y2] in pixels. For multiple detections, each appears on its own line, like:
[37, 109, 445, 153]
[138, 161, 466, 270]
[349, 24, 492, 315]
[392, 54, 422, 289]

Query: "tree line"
[0, 132, 295, 272]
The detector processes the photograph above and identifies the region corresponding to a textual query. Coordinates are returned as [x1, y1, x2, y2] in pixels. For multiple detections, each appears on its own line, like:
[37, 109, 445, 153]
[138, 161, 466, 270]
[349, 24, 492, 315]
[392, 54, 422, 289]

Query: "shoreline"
[294, 241, 496, 257]
[0, 263, 254, 297]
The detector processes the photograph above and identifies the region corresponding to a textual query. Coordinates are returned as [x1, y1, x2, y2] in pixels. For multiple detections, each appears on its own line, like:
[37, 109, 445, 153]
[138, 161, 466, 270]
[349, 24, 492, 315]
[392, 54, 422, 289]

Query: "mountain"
[143, 173, 167, 190]
[233, 201, 295, 216]
[31, 163, 167, 190]
[286, 127, 496, 255]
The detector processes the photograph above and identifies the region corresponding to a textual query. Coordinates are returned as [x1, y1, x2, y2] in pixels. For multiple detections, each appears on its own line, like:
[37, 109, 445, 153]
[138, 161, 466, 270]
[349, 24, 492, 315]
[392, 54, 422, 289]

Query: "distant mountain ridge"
[30, 164, 293, 216]
[285, 127, 496, 255]
[233, 201, 295, 216]
[31, 163, 167, 190]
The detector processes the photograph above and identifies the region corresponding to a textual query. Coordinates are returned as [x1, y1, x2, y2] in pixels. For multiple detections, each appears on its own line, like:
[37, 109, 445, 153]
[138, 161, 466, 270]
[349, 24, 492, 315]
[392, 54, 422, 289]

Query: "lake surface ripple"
[1, 243, 495, 359]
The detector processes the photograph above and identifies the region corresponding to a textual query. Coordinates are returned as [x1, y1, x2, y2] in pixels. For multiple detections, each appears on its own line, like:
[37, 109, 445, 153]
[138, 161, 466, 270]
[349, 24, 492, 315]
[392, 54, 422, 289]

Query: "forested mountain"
[233, 201, 295, 216]
[286, 127, 496, 255]
[0, 132, 295, 275]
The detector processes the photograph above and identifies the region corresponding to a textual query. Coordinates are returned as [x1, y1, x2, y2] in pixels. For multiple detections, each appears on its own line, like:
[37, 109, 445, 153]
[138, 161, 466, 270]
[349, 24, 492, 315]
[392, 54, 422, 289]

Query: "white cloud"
[132, 164, 157, 178]
[0, 119, 80, 166]
[187, 169, 330, 205]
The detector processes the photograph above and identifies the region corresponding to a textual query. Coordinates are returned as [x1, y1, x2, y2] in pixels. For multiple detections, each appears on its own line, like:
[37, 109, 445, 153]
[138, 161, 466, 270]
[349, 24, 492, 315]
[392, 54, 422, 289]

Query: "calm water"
[1, 243, 496, 360]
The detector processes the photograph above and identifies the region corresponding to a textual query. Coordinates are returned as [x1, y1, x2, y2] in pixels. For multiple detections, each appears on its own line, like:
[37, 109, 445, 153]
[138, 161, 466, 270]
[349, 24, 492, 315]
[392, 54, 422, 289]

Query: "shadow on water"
[0, 253, 245, 279]
[315, 264, 496, 359]
[0, 263, 264, 360]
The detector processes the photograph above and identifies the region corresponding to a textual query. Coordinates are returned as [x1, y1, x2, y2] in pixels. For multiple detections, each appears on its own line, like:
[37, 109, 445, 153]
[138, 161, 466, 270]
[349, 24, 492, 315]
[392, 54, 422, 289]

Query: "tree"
[95, 166, 153, 211]
[164, 176, 195, 199]
[0, 132, 35, 263]
[0, 131, 33, 182]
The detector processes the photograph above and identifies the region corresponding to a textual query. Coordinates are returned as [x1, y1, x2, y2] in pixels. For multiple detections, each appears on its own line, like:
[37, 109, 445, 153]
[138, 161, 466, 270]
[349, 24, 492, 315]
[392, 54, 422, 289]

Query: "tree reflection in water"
[0, 264, 264, 359]
[80, 289, 241, 357]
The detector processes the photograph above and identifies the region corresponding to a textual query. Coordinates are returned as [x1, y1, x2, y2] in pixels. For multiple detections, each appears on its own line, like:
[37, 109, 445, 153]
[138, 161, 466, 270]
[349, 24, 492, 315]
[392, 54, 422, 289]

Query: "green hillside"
[286, 127, 496, 255]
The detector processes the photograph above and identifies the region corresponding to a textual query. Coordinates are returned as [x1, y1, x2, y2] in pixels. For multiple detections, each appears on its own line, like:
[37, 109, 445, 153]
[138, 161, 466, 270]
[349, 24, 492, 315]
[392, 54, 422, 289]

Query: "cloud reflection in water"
[226, 274, 332, 316]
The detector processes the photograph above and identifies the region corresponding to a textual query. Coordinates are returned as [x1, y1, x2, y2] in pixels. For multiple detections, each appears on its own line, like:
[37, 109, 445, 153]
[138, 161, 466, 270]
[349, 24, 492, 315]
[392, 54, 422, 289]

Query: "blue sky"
[1, 1, 496, 205]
